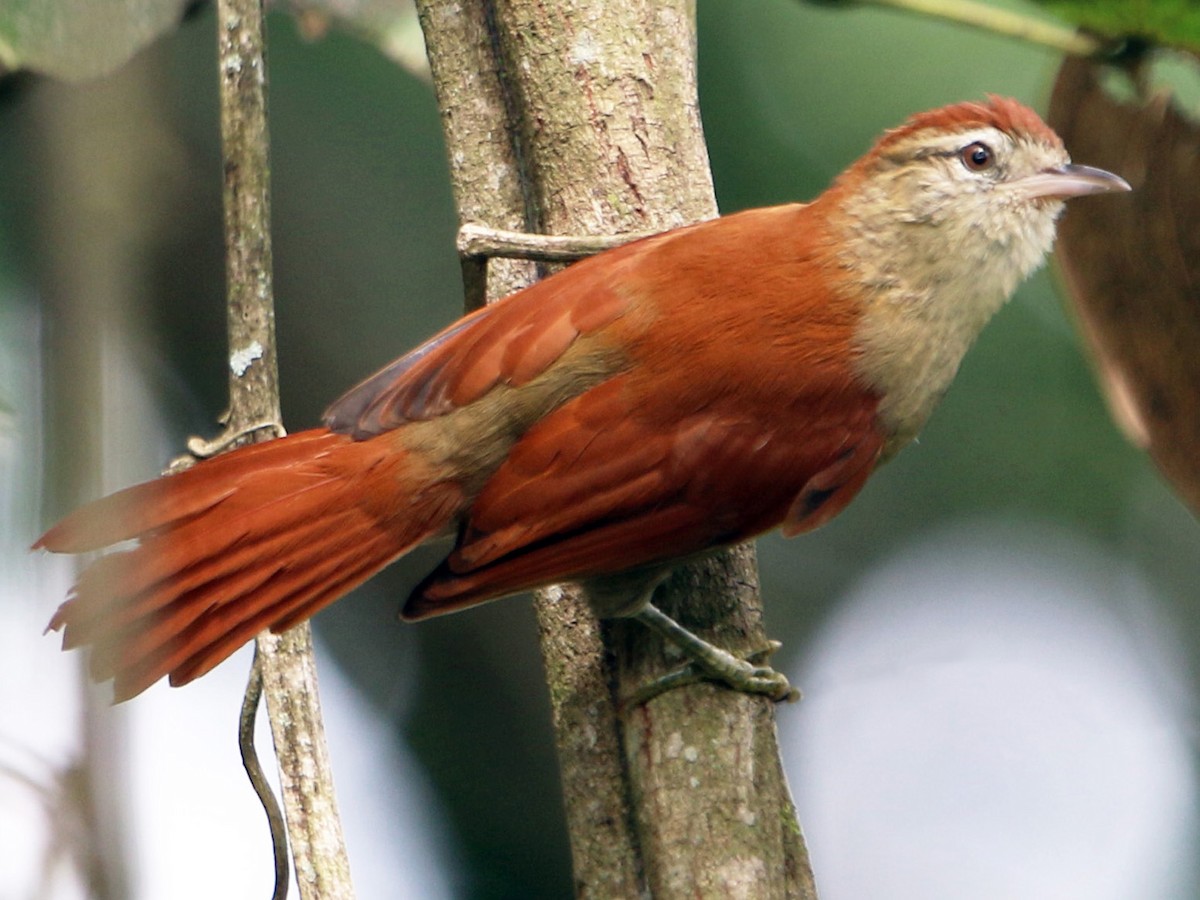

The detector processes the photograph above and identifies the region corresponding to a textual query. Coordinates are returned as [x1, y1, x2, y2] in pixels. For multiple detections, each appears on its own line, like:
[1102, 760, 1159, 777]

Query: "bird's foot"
[625, 605, 801, 708]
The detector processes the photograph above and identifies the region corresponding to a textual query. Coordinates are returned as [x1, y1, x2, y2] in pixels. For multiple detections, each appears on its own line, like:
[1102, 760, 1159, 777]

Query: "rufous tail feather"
[37, 429, 463, 701]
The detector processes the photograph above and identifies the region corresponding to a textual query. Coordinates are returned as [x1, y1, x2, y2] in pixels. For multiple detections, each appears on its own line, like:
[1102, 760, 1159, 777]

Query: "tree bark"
[416, 6, 645, 894]
[214, 0, 354, 896]
[416, 2, 818, 896]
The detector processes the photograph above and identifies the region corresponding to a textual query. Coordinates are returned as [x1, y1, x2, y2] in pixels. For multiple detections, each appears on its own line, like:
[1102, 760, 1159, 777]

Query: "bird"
[36, 96, 1130, 703]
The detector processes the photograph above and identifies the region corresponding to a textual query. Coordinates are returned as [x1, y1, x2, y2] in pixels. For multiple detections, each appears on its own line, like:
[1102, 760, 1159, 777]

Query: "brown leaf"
[1049, 56, 1200, 517]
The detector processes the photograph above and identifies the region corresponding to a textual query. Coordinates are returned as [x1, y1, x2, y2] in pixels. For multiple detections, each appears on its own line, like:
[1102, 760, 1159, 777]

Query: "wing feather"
[323, 246, 648, 438]
[404, 374, 883, 619]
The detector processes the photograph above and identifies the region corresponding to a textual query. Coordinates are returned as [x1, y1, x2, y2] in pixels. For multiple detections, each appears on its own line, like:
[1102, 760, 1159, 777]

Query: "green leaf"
[1030, 0, 1200, 52]
[0, 0, 191, 81]
[288, 0, 429, 79]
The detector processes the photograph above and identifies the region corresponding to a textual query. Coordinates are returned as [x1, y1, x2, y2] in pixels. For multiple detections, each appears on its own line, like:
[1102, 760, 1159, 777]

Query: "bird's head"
[825, 97, 1130, 451]
[829, 95, 1129, 301]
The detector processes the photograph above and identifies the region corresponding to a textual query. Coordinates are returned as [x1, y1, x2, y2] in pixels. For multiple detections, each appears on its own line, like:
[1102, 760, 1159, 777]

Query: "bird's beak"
[1011, 164, 1132, 202]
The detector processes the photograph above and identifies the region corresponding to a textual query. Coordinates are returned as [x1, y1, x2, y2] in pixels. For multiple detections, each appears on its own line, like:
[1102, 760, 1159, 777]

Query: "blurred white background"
[785, 523, 1198, 900]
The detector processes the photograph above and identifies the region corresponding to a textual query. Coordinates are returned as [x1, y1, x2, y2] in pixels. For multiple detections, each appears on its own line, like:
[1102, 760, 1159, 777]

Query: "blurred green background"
[2, 1, 1197, 897]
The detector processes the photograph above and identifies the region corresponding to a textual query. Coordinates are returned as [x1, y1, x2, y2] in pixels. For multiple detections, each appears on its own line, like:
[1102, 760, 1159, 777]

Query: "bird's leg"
[626, 603, 800, 707]
[621, 632, 790, 709]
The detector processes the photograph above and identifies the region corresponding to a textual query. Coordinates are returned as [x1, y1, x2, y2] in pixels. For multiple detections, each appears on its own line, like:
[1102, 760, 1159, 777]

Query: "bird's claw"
[626, 604, 801, 708]
[622, 642, 801, 709]
[717, 653, 801, 703]
[746, 639, 784, 665]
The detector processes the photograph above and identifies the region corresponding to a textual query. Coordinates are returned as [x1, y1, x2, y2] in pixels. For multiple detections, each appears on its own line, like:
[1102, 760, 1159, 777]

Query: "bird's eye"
[960, 142, 995, 172]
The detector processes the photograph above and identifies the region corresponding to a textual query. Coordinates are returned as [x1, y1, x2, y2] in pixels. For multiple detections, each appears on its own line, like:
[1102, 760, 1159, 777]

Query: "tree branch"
[418, 1, 818, 896]
[415, 4, 645, 894]
[214, 0, 353, 895]
[456, 222, 655, 261]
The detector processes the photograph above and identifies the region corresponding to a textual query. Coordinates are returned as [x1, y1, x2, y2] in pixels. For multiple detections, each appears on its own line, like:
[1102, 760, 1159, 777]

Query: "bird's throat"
[822, 166, 1061, 456]
[834, 224, 1024, 455]
[852, 279, 1008, 456]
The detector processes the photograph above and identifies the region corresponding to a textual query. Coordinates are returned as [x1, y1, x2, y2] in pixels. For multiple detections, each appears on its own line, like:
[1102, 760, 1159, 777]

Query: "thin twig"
[457, 223, 656, 261]
[214, 0, 353, 895]
[851, 0, 1108, 57]
[239, 654, 289, 900]
[457, 224, 656, 305]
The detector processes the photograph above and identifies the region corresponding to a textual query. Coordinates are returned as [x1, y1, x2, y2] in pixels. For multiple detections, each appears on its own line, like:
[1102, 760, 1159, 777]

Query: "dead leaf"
[1049, 55, 1200, 517]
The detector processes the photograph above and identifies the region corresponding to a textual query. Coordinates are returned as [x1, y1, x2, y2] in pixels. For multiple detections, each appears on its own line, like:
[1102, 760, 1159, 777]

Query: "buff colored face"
[834, 120, 1128, 453]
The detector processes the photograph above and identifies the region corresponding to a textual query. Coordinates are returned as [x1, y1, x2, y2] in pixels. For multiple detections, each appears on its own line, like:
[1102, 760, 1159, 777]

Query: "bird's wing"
[322, 237, 671, 439]
[403, 372, 882, 618]
[323, 207, 817, 440]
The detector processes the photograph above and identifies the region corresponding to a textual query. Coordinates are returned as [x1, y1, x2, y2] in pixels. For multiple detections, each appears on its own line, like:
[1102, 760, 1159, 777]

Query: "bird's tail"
[36, 428, 464, 701]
